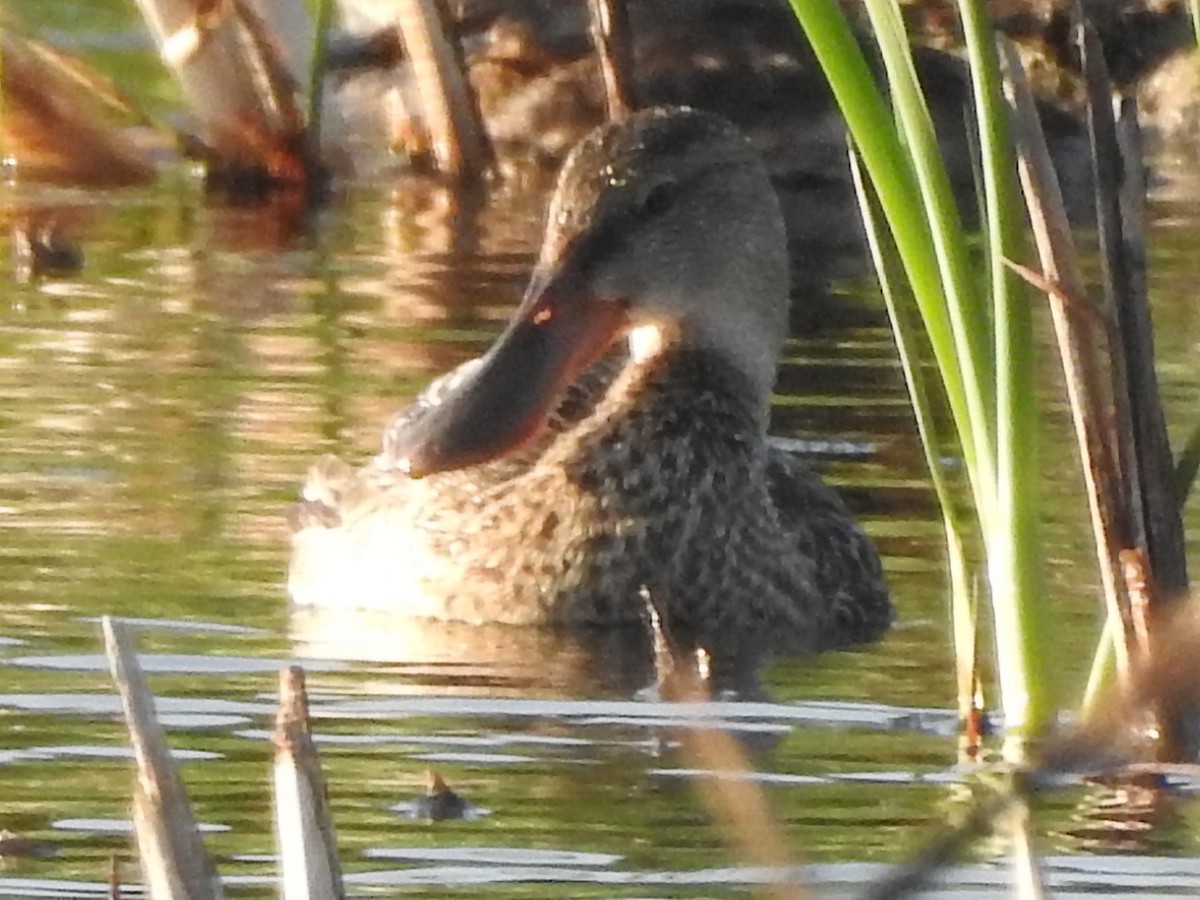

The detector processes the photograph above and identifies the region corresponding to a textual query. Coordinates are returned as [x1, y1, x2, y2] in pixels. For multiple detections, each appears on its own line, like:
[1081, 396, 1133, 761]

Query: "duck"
[289, 106, 892, 653]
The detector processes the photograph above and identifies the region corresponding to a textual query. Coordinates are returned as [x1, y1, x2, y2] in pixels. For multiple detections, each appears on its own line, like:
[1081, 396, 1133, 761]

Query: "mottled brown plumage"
[289, 106, 891, 652]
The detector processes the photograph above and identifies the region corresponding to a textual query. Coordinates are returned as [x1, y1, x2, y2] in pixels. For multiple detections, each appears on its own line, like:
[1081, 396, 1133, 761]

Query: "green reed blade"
[851, 146, 981, 725]
[857, 0, 998, 514]
[957, 0, 1052, 743]
[1176, 418, 1200, 508]
[308, 0, 334, 146]
[786, 0, 987, 511]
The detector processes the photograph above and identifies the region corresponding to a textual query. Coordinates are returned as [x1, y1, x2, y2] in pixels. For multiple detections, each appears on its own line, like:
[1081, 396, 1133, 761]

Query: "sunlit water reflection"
[0, 133, 1197, 898]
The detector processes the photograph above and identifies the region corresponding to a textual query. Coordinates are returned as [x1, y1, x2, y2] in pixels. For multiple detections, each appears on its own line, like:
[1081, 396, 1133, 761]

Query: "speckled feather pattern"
[289, 106, 892, 653]
[291, 347, 891, 651]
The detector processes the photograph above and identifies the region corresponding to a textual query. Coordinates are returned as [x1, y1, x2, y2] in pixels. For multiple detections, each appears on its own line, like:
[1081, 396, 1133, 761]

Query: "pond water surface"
[2, 5, 1200, 899]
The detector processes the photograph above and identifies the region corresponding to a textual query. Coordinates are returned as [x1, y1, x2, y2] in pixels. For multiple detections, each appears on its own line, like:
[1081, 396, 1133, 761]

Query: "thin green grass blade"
[1082, 616, 1116, 714]
[851, 146, 981, 724]
[857, 0, 998, 515]
[1175, 419, 1200, 507]
[308, 0, 334, 146]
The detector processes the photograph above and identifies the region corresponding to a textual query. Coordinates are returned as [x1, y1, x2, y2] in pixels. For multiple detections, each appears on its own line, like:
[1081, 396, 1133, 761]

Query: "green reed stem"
[858, 0, 998, 517]
[957, 1, 1052, 744]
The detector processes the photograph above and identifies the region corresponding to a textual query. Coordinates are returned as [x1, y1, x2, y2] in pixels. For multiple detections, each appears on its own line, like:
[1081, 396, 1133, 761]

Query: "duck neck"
[618, 340, 771, 439]
[627, 323, 776, 431]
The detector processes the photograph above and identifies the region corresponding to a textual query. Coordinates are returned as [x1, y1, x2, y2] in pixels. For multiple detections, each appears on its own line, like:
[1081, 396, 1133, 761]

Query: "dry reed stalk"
[0, 31, 157, 186]
[1007, 11, 1192, 755]
[273, 666, 344, 900]
[861, 784, 1037, 900]
[109, 854, 122, 900]
[1079, 19, 1190, 602]
[587, 0, 637, 118]
[393, 0, 490, 179]
[102, 617, 224, 900]
[677, 724, 809, 900]
[132, 0, 317, 184]
[1000, 40, 1138, 687]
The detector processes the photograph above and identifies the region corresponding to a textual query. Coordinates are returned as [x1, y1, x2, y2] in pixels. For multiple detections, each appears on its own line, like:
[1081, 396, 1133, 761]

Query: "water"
[2, 6, 1200, 898]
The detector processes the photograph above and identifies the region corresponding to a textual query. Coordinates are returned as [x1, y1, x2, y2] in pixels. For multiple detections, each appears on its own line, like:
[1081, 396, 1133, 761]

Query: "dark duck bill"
[389, 260, 630, 478]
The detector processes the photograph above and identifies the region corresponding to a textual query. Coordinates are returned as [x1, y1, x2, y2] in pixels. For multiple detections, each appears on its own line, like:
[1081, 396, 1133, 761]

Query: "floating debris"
[395, 770, 485, 822]
[0, 828, 58, 860]
[12, 220, 84, 283]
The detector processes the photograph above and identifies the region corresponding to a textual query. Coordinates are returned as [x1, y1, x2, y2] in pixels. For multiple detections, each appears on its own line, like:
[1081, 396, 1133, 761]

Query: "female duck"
[289, 106, 891, 652]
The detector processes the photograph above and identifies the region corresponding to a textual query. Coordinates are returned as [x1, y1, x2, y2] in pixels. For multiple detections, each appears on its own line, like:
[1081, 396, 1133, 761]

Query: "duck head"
[393, 106, 790, 477]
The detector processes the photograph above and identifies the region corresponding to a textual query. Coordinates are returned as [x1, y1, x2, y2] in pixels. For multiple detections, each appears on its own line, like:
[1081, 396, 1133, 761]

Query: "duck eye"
[641, 180, 678, 216]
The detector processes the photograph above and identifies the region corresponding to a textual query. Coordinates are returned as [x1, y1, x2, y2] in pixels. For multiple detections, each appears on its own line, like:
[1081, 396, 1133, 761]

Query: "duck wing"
[765, 446, 892, 648]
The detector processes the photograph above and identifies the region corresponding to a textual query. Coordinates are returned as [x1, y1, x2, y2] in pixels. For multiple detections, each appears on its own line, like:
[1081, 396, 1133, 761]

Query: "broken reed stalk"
[1079, 15, 1191, 602]
[274, 666, 344, 900]
[861, 784, 1048, 900]
[133, 0, 327, 187]
[861, 791, 1010, 900]
[587, 0, 637, 118]
[109, 854, 122, 900]
[678, 722, 809, 900]
[102, 617, 224, 900]
[393, 0, 490, 179]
